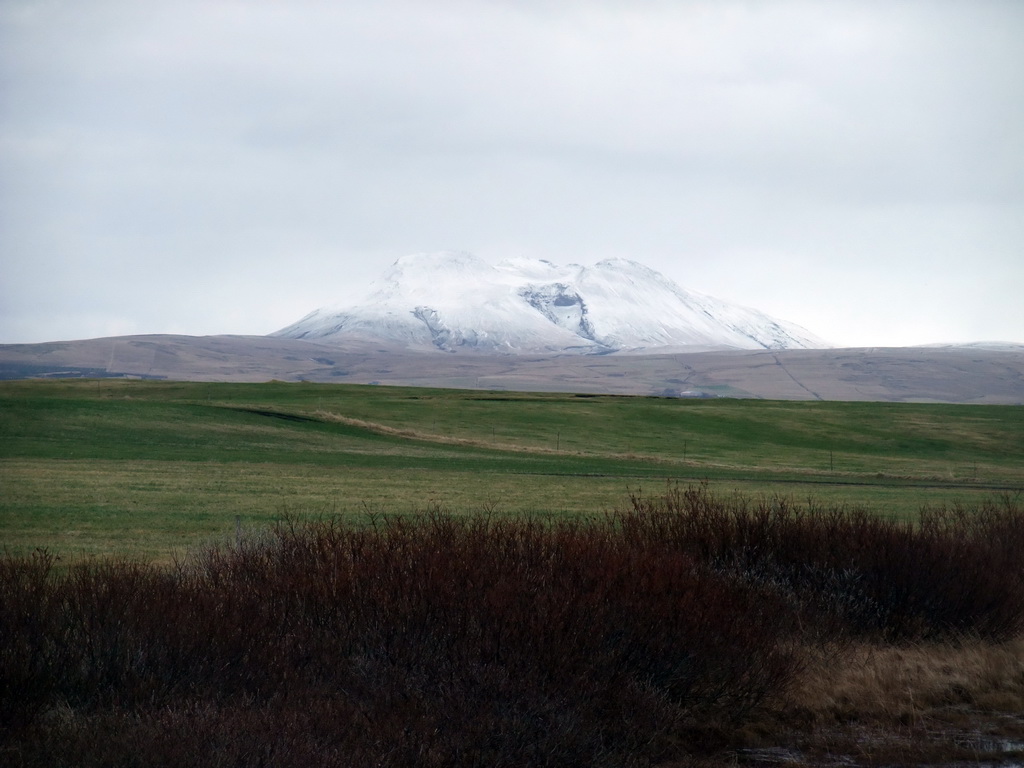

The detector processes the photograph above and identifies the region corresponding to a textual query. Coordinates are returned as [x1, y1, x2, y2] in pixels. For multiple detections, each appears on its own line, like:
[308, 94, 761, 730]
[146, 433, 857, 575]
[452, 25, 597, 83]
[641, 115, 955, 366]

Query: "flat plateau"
[2, 334, 1022, 403]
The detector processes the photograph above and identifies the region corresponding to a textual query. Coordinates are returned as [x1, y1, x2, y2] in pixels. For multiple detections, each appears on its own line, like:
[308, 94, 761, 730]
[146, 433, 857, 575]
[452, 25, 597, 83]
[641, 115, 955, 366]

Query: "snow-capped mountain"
[272, 252, 829, 354]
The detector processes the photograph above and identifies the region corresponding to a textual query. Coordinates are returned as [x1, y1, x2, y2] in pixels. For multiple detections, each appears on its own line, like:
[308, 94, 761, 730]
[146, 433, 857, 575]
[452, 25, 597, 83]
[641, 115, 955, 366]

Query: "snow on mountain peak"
[272, 252, 830, 354]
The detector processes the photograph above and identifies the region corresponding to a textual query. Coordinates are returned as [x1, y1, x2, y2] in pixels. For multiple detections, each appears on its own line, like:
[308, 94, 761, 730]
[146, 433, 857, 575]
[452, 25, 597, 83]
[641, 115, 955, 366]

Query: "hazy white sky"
[2, 0, 1022, 347]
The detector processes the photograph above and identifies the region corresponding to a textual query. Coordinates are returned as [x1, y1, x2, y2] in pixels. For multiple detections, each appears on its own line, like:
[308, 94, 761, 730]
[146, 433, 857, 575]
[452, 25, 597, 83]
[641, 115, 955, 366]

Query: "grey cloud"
[1, 0, 1022, 346]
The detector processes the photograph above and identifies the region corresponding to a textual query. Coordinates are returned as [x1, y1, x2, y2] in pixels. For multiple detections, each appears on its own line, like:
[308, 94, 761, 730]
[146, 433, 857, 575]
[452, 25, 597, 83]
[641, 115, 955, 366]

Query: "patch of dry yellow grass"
[792, 639, 1024, 725]
[735, 639, 1024, 766]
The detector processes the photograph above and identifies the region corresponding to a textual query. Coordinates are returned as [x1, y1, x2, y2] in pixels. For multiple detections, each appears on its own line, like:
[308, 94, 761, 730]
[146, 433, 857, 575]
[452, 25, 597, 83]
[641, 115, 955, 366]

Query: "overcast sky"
[2, 0, 1022, 347]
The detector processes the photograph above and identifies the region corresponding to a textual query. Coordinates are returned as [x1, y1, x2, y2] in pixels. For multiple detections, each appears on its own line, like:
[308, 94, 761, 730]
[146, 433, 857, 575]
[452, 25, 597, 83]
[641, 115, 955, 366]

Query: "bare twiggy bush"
[622, 484, 1024, 641]
[2, 486, 1022, 766]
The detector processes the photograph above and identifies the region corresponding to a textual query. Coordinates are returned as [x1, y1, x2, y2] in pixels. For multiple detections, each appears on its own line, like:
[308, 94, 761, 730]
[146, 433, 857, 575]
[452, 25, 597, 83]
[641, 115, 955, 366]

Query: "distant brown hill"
[1, 334, 1022, 404]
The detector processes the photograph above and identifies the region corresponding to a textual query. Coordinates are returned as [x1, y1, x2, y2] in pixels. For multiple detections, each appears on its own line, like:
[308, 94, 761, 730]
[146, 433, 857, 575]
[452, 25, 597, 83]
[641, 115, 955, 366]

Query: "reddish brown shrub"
[3, 487, 1022, 766]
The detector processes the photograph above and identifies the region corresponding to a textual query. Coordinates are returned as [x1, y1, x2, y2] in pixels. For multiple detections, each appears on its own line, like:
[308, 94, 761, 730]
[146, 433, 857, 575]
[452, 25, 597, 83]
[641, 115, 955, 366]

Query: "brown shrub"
[3, 486, 1022, 766]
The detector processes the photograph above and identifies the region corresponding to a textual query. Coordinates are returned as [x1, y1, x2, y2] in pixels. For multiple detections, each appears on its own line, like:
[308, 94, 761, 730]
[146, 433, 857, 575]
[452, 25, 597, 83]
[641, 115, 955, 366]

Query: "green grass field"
[2, 379, 1021, 562]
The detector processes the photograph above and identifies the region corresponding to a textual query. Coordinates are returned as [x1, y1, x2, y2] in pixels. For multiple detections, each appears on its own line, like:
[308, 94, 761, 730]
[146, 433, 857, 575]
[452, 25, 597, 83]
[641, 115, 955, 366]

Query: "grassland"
[3, 378, 1024, 766]
[1, 378, 1022, 562]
